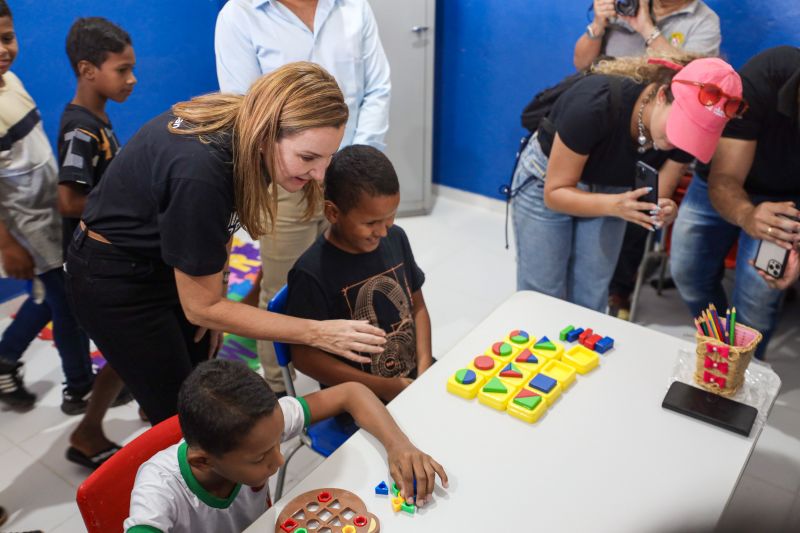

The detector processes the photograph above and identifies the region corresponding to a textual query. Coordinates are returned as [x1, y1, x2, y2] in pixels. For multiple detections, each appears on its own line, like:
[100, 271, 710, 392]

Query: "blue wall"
[9, 0, 225, 147]
[433, 0, 800, 200]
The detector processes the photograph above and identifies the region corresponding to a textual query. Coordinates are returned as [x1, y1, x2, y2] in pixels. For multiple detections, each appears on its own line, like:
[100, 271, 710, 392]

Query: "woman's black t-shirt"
[537, 75, 693, 187]
[82, 111, 237, 276]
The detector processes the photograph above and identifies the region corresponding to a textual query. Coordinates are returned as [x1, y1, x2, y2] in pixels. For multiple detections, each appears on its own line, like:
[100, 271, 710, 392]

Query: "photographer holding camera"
[574, 0, 720, 71]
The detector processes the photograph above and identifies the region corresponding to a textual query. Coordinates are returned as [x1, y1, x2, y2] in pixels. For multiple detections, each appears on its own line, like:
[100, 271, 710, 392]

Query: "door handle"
[411, 26, 429, 33]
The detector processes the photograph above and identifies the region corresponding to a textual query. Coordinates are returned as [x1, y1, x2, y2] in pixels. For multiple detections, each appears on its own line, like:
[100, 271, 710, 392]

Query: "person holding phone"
[671, 46, 800, 359]
[511, 55, 742, 312]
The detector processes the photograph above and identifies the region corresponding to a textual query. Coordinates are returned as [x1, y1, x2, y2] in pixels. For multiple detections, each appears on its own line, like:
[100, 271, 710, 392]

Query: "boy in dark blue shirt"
[286, 145, 434, 402]
[57, 17, 137, 469]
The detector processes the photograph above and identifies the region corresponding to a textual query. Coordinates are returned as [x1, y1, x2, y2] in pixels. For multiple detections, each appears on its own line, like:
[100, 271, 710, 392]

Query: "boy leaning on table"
[124, 359, 448, 533]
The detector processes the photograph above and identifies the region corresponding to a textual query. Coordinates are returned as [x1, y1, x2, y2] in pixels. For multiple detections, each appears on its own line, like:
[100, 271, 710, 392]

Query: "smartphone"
[754, 239, 789, 279]
[662, 381, 757, 437]
[634, 160, 659, 206]
[753, 214, 800, 279]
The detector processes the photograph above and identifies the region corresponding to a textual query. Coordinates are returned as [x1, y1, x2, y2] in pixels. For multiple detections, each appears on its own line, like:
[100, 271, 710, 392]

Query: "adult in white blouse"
[215, 0, 391, 393]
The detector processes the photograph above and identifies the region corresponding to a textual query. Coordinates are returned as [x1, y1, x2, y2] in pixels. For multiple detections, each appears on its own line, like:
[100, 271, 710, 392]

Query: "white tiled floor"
[0, 194, 798, 532]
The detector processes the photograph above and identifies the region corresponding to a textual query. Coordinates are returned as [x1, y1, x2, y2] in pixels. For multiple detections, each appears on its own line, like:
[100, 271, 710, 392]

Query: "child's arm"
[292, 344, 411, 402]
[0, 220, 34, 279]
[411, 290, 434, 374]
[303, 382, 448, 506]
[57, 182, 88, 218]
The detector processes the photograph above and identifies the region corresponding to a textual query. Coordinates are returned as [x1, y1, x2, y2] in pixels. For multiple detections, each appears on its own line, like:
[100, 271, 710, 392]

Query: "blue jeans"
[0, 267, 92, 388]
[511, 135, 629, 312]
[670, 177, 799, 359]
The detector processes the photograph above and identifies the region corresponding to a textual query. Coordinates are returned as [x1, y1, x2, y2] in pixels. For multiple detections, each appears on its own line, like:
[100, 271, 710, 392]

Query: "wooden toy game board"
[275, 488, 380, 533]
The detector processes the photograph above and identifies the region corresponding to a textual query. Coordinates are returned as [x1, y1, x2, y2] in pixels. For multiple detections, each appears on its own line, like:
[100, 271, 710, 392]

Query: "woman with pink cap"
[510, 54, 744, 312]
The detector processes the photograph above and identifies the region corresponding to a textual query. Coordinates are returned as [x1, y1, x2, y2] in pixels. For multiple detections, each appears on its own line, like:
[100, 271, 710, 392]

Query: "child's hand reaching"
[387, 439, 448, 507]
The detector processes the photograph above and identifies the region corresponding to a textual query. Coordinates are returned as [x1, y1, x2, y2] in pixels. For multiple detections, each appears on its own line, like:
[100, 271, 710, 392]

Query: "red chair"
[76, 415, 182, 533]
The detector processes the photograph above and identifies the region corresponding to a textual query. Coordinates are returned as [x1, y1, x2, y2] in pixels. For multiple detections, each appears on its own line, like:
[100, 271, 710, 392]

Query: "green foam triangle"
[483, 376, 507, 394]
[534, 336, 556, 350]
[514, 394, 542, 410]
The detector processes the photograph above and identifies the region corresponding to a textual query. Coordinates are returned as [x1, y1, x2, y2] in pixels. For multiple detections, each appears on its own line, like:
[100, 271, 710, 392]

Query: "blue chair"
[268, 285, 358, 500]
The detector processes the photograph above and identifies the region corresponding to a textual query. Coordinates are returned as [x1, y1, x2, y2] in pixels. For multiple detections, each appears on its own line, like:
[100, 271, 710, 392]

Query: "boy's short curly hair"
[0, 1, 11, 19]
[66, 17, 131, 76]
[178, 359, 279, 457]
[324, 144, 399, 214]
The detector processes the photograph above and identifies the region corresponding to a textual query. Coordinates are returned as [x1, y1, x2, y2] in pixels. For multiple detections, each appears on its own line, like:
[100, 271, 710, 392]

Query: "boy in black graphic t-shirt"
[57, 17, 137, 469]
[286, 145, 434, 402]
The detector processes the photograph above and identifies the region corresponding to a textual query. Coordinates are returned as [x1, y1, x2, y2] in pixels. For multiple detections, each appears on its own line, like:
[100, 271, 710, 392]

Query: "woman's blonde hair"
[592, 51, 704, 101]
[169, 62, 348, 238]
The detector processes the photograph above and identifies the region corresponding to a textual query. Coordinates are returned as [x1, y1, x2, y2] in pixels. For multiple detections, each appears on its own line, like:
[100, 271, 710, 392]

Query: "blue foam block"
[375, 480, 389, 495]
[529, 374, 557, 393]
[566, 327, 584, 343]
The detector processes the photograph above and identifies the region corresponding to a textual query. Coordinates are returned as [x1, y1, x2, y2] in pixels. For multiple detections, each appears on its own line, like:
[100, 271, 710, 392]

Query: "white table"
[247, 291, 780, 532]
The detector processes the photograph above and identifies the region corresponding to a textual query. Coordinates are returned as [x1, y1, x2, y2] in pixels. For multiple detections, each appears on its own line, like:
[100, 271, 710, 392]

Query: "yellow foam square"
[523, 375, 562, 406]
[466, 354, 503, 379]
[541, 359, 577, 388]
[563, 344, 600, 374]
[506, 390, 548, 423]
[477, 377, 518, 410]
[530, 340, 564, 361]
[446, 369, 485, 400]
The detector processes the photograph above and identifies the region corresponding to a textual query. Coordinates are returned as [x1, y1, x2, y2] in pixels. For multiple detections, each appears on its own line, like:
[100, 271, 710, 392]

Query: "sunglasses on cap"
[672, 79, 749, 118]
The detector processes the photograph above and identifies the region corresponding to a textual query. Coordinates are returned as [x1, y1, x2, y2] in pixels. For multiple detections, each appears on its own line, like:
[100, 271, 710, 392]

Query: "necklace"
[637, 91, 655, 154]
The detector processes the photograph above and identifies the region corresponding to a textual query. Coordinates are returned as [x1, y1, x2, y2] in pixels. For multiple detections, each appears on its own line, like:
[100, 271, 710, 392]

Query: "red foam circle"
[473, 355, 495, 370]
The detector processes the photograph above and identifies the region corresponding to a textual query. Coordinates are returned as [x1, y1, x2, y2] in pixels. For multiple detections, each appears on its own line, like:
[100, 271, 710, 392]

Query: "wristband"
[645, 28, 662, 47]
[586, 23, 604, 40]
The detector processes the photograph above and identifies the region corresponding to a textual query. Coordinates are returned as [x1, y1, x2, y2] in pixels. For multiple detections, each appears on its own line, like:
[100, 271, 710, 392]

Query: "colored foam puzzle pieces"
[280, 518, 299, 532]
[401, 501, 416, 514]
[566, 327, 584, 342]
[391, 496, 404, 512]
[447, 328, 619, 427]
[490, 341, 515, 358]
[391, 482, 400, 497]
[499, 362, 523, 378]
[507, 389, 548, 423]
[541, 359, 577, 388]
[562, 344, 600, 374]
[595, 336, 615, 354]
[534, 336, 556, 351]
[483, 376, 508, 394]
[375, 481, 389, 495]
[507, 329, 532, 347]
[342, 526, 356, 533]
[447, 369, 485, 399]
[526, 373, 562, 405]
[478, 377, 517, 410]
[582, 333, 602, 351]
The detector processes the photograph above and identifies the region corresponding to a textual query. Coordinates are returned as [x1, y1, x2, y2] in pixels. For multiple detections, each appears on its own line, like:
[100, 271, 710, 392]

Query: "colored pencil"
[694, 318, 703, 335]
[730, 307, 737, 346]
[725, 308, 731, 340]
[710, 305, 724, 342]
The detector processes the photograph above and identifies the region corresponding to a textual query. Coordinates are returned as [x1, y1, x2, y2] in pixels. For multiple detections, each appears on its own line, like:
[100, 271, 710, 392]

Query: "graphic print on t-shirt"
[341, 265, 416, 378]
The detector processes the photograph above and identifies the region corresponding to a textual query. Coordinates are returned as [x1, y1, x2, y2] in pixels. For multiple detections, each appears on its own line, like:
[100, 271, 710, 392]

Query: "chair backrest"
[267, 285, 292, 368]
[76, 415, 182, 533]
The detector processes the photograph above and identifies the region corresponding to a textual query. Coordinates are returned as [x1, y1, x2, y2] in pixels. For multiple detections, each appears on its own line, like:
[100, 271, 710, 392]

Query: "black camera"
[615, 0, 639, 16]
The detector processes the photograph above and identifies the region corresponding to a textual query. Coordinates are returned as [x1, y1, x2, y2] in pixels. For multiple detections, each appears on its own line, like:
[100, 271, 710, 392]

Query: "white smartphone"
[754, 239, 789, 279]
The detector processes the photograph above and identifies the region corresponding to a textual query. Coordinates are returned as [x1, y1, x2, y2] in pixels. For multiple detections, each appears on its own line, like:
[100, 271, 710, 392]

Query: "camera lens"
[615, 0, 639, 17]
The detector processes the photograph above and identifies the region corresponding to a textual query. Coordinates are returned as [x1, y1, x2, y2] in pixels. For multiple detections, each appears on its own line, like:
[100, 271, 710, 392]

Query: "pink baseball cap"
[666, 57, 743, 163]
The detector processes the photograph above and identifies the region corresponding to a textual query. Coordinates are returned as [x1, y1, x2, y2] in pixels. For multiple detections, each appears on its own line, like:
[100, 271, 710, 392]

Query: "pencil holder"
[694, 320, 762, 397]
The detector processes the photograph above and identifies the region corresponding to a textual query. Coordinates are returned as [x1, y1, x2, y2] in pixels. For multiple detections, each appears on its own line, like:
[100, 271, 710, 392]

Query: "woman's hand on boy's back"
[309, 319, 386, 364]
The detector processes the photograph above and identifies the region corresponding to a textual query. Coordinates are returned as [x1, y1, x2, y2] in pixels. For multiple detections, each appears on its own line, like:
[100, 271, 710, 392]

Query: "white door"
[369, 0, 435, 215]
